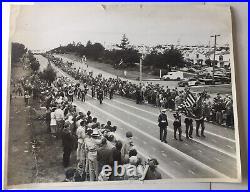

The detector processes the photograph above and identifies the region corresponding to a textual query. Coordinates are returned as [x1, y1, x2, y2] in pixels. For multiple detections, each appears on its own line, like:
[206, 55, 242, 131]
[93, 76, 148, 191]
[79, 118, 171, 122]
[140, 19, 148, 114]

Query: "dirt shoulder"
[6, 64, 75, 187]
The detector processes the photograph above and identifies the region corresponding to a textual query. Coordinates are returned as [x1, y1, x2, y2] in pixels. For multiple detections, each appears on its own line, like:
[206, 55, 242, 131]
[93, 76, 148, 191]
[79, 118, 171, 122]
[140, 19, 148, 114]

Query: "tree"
[30, 59, 40, 71]
[28, 51, 40, 71]
[205, 58, 212, 66]
[117, 34, 129, 50]
[39, 64, 57, 84]
[11, 42, 27, 63]
[162, 46, 185, 69]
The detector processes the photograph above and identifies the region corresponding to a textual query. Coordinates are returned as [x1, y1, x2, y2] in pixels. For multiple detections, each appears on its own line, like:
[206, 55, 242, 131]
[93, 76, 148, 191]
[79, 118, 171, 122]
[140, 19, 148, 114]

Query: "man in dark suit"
[158, 109, 168, 143]
[97, 138, 114, 175]
[62, 124, 74, 167]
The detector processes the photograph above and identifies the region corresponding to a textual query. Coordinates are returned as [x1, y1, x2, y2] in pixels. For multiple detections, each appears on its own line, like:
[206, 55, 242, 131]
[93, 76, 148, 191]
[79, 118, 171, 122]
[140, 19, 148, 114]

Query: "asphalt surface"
[35, 54, 239, 180]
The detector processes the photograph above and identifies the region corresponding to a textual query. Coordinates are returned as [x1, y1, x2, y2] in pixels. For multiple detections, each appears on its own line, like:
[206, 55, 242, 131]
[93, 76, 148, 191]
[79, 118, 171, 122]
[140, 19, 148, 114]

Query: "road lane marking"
[173, 161, 180, 165]
[214, 157, 222, 162]
[226, 145, 233, 149]
[162, 153, 167, 157]
[113, 99, 235, 143]
[84, 101, 231, 179]
[74, 102, 174, 178]
[188, 170, 196, 175]
[103, 101, 236, 159]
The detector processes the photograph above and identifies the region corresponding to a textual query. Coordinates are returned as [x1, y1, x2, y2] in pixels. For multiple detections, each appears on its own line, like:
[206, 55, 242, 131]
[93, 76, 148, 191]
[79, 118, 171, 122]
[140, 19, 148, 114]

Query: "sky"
[10, 3, 232, 51]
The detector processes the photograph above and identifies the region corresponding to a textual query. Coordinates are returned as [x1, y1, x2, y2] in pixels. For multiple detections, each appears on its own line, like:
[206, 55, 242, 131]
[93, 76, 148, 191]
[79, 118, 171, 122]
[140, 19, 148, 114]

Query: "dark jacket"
[97, 144, 114, 166]
[158, 113, 168, 127]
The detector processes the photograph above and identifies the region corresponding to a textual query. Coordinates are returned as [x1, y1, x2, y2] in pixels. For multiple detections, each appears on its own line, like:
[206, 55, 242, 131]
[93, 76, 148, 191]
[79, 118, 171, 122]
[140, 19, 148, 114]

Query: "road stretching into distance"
[35, 54, 239, 181]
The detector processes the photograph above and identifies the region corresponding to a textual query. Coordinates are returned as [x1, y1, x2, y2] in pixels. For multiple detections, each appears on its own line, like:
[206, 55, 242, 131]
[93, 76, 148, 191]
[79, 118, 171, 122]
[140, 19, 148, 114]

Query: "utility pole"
[139, 55, 143, 83]
[139, 47, 146, 83]
[210, 34, 220, 81]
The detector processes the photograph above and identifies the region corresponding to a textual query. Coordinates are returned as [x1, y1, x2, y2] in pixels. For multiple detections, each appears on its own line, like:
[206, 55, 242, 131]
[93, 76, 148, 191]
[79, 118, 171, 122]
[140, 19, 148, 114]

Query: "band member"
[80, 88, 86, 102]
[109, 86, 115, 100]
[173, 112, 183, 141]
[158, 109, 168, 143]
[97, 88, 104, 104]
[68, 87, 74, 102]
[91, 85, 95, 98]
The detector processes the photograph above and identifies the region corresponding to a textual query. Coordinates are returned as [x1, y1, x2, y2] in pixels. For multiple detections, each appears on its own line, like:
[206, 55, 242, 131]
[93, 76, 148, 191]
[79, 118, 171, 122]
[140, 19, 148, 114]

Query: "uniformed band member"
[68, 87, 74, 102]
[109, 86, 115, 100]
[91, 85, 95, 98]
[173, 112, 183, 141]
[97, 88, 104, 104]
[194, 103, 206, 137]
[158, 109, 168, 143]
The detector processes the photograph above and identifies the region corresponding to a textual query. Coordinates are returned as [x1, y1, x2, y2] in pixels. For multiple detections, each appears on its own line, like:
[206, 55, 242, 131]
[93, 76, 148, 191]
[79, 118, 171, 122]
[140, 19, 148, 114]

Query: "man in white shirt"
[76, 120, 87, 168]
[54, 105, 65, 136]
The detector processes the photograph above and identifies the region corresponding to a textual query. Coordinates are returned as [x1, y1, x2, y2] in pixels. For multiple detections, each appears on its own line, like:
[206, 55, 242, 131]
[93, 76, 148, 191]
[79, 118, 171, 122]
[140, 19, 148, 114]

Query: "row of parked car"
[161, 68, 231, 87]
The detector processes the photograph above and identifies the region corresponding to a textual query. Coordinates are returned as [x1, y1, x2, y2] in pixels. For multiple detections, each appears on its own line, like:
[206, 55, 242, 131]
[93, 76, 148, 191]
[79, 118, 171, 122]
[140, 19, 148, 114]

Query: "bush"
[39, 64, 57, 84]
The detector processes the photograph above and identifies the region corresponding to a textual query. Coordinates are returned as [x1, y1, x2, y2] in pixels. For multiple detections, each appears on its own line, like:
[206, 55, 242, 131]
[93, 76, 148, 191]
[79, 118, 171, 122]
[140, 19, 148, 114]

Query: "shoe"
[186, 136, 189, 139]
[163, 140, 168, 143]
[179, 139, 183, 141]
[201, 134, 206, 138]
[189, 135, 193, 139]
[196, 134, 200, 137]
[174, 137, 178, 140]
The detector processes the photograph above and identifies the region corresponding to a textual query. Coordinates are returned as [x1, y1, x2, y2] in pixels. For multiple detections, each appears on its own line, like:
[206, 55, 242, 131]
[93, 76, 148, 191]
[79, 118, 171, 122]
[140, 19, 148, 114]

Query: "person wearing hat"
[97, 138, 114, 175]
[84, 129, 100, 181]
[97, 87, 104, 104]
[76, 120, 87, 166]
[63, 167, 77, 182]
[121, 131, 134, 162]
[91, 85, 96, 98]
[144, 158, 162, 180]
[158, 109, 168, 143]
[104, 121, 112, 132]
[173, 112, 183, 141]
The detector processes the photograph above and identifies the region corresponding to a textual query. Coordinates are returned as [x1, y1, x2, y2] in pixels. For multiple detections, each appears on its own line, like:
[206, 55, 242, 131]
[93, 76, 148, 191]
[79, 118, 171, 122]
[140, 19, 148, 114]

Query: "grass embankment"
[7, 64, 75, 187]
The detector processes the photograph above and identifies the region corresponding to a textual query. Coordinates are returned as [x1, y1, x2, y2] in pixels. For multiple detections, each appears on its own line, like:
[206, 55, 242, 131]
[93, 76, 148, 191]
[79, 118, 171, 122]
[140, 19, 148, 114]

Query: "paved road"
[35, 55, 239, 181]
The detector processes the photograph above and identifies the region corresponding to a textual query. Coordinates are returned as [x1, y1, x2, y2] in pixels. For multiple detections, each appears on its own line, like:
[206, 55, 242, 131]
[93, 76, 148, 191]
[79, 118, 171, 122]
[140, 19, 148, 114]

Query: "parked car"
[178, 78, 203, 87]
[178, 78, 189, 87]
[187, 78, 203, 86]
[162, 71, 184, 81]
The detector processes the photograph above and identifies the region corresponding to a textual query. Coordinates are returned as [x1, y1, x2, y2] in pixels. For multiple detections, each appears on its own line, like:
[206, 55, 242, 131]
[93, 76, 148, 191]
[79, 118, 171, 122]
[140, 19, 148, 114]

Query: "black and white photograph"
[5, 3, 242, 188]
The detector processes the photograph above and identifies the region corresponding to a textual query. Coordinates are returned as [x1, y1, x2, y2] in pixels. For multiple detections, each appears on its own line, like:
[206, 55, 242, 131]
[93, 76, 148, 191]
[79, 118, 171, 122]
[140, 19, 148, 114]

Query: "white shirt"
[76, 126, 86, 143]
[54, 108, 64, 120]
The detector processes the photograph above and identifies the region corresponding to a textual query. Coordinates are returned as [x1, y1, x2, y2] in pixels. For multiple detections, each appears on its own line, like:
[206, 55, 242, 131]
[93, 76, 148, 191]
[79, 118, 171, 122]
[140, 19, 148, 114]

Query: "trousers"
[159, 126, 167, 142]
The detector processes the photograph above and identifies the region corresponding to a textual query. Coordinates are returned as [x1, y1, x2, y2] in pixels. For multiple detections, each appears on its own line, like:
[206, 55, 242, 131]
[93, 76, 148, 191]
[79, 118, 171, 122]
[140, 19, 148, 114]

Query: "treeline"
[11, 42, 57, 83]
[11, 42, 27, 63]
[11, 42, 40, 72]
[49, 34, 185, 71]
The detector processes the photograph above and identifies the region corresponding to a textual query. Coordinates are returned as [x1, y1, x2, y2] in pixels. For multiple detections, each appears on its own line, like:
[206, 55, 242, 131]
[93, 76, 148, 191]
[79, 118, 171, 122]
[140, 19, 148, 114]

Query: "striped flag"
[184, 92, 196, 108]
[118, 59, 123, 66]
